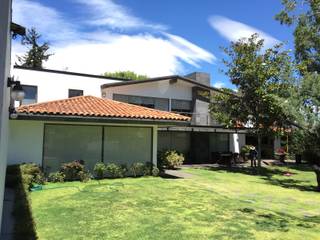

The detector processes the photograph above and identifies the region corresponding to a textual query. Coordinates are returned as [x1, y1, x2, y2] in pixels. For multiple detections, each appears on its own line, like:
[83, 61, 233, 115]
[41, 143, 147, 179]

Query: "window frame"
[68, 89, 84, 98]
[20, 84, 38, 105]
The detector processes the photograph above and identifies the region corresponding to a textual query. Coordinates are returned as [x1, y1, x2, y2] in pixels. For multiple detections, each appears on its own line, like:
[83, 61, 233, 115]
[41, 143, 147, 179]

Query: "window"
[113, 94, 169, 111]
[43, 125, 102, 172]
[20, 85, 37, 105]
[171, 99, 192, 116]
[68, 89, 83, 98]
[209, 133, 229, 152]
[103, 126, 152, 165]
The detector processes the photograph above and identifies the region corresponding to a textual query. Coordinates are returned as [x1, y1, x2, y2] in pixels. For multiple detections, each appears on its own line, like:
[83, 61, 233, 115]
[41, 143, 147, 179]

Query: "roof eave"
[12, 113, 190, 126]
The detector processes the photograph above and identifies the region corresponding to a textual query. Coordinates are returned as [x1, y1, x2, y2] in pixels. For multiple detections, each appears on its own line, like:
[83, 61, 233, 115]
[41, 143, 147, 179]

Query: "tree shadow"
[202, 165, 319, 192]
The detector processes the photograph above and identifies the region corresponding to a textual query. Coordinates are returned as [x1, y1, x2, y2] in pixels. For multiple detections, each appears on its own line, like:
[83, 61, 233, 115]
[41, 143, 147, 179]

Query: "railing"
[171, 111, 221, 126]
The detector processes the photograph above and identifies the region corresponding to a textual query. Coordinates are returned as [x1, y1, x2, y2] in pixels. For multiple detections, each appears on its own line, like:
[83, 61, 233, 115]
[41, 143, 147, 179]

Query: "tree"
[104, 71, 148, 80]
[275, 0, 320, 74]
[277, 0, 320, 190]
[210, 34, 295, 167]
[17, 28, 53, 69]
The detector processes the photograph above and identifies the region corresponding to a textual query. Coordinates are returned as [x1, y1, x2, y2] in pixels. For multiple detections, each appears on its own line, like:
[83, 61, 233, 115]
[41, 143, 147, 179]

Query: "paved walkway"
[1, 188, 15, 240]
[164, 169, 194, 179]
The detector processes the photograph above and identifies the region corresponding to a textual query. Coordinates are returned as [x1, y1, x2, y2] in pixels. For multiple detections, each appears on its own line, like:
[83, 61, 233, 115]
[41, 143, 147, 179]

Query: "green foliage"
[93, 162, 106, 179]
[17, 28, 53, 69]
[240, 145, 253, 155]
[78, 171, 91, 182]
[276, 0, 320, 74]
[20, 163, 45, 188]
[151, 166, 160, 177]
[48, 172, 65, 183]
[211, 34, 295, 166]
[105, 163, 126, 178]
[129, 162, 146, 177]
[159, 150, 185, 169]
[104, 71, 148, 81]
[60, 160, 85, 181]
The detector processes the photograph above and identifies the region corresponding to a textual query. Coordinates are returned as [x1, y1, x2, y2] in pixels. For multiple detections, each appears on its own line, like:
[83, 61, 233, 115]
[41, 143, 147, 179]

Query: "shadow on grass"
[202, 165, 319, 192]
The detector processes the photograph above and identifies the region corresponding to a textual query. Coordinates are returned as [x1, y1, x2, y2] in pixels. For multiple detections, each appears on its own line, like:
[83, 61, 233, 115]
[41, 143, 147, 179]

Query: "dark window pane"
[21, 85, 37, 105]
[68, 89, 83, 98]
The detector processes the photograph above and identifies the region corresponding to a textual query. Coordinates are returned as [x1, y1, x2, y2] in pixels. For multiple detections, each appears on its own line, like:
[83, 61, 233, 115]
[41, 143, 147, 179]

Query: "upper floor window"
[171, 99, 192, 115]
[68, 89, 83, 98]
[20, 85, 37, 105]
[113, 94, 169, 111]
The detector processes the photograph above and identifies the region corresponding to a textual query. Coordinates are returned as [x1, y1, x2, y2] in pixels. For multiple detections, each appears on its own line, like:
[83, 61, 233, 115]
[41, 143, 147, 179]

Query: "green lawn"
[31, 165, 320, 240]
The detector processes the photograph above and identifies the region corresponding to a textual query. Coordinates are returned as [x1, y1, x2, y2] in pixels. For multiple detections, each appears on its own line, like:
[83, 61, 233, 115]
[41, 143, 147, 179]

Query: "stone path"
[1, 188, 15, 240]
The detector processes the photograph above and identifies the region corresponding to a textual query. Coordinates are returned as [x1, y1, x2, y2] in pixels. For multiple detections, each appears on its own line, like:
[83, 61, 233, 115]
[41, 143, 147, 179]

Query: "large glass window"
[171, 99, 192, 115]
[113, 94, 169, 111]
[43, 125, 102, 172]
[21, 85, 37, 105]
[103, 126, 152, 165]
[209, 133, 229, 152]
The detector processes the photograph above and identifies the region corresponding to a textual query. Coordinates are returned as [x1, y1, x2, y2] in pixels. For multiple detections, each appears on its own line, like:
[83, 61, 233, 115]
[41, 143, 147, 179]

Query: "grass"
[30, 165, 320, 240]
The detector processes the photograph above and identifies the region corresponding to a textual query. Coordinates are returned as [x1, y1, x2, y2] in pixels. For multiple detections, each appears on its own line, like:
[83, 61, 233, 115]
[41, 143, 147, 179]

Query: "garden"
[6, 157, 320, 240]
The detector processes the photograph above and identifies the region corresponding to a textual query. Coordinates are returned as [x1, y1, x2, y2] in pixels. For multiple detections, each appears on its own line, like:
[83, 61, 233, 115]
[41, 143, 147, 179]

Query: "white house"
[9, 67, 248, 167]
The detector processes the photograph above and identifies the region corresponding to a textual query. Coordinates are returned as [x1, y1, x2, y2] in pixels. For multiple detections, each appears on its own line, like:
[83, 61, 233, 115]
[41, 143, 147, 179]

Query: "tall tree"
[277, 0, 320, 190]
[17, 28, 53, 69]
[275, 0, 320, 74]
[104, 71, 148, 81]
[210, 34, 294, 167]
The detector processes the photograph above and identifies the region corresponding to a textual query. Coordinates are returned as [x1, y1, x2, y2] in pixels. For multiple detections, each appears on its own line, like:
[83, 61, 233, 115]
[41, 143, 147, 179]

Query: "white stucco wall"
[12, 68, 121, 103]
[102, 79, 193, 101]
[8, 120, 158, 167]
[229, 133, 246, 153]
[0, 0, 11, 231]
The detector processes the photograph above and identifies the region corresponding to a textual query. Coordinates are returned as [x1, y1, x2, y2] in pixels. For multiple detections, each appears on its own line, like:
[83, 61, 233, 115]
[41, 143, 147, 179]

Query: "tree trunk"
[313, 165, 320, 191]
[316, 171, 320, 192]
[257, 133, 262, 167]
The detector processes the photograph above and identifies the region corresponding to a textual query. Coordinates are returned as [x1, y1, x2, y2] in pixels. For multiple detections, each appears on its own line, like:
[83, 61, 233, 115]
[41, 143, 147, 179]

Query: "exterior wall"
[12, 68, 121, 103]
[8, 120, 158, 167]
[8, 120, 44, 166]
[274, 136, 281, 151]
[229, 133, 245, 153]
[103, 79, 193, 101]
[0, 0, 11, 231]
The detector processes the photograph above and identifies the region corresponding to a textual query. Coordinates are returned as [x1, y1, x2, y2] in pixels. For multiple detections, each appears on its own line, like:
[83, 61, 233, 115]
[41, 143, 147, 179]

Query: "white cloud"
[74, 0, 168, 31]
[208, 15, 279, 48]
[12, 0, 215, 77]
[13, 0, 78, 42]
[213, 81, 225, 88]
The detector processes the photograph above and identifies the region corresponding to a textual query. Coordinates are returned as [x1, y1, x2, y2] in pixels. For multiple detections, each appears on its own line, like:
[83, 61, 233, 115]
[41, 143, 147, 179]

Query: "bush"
[48, 172, 65, 183]
[105, 163, 126, 178]
[93, 162, 106, 179]
[152, 166, 160, 177]
[79, 171, 91, 182]
[20, 163, 45, 186]
[130, 162, 146, 177]
[60, 160, 85, 181]
[159, 150, 184, 169]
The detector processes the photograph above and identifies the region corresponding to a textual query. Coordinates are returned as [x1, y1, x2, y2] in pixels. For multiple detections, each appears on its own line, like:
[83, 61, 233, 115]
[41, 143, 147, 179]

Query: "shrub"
[60, 160, 85, 181]
[48, 172, 65, 183]
[142, 162, 153, 176]
[79, 171, 91, 182]
[130, 162, 146, 177]
[20, 163, 45, 186]
[152, 166, 160, 177]
[93, 162, 106, 179]
[105, 163, 126, 178]
[159, 150, 184, 169]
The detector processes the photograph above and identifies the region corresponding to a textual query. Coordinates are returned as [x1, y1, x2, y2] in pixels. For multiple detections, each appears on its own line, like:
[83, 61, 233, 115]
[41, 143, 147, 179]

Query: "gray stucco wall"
[0, 0, 11, 231]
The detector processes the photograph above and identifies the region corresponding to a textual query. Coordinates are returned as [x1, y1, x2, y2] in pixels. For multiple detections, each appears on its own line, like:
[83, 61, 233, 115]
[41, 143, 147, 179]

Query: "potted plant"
[275, 147, 287, 163]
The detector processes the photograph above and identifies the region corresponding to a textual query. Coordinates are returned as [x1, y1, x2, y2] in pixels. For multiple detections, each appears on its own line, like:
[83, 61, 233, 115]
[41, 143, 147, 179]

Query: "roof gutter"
[12, 113, 190, 126]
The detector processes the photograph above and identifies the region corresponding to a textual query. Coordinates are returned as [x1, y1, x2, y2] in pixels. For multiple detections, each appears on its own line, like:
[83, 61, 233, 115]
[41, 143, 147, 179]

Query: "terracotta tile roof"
[17, 96, 190, 121]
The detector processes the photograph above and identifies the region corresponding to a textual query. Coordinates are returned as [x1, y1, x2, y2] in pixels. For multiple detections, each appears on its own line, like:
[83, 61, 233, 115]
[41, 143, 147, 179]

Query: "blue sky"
[12, 0, 294, 89]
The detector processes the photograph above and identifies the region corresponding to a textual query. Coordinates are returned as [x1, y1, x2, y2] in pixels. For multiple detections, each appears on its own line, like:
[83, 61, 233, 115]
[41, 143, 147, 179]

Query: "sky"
[12, 0, 295, 89]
